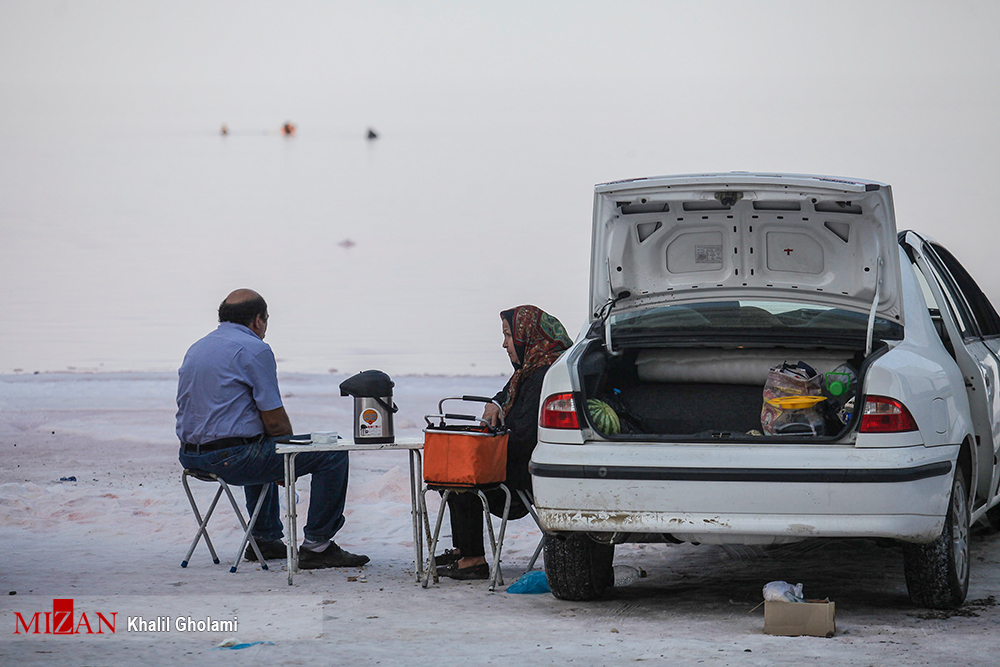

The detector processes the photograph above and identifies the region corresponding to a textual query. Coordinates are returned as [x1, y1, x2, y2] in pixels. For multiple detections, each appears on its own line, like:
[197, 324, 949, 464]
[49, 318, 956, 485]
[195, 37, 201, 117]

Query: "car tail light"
[859, 395, 919, 433]
[540, 393, 580, 429]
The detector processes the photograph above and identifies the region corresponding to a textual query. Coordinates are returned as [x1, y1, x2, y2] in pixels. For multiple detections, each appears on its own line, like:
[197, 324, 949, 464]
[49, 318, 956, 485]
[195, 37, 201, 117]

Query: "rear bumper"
[530, 441, 958, 543]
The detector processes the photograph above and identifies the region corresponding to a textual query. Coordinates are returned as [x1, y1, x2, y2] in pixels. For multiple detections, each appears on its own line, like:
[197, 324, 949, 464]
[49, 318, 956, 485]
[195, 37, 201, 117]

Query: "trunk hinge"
[604, 313, 622, 356]
[865, 256, 883, 357]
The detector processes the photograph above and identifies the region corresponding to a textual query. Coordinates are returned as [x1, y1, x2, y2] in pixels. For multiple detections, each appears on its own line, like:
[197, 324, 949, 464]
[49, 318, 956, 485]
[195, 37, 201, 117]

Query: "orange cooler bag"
[423, 427, 508, 486]
[423, 396, 509, 486]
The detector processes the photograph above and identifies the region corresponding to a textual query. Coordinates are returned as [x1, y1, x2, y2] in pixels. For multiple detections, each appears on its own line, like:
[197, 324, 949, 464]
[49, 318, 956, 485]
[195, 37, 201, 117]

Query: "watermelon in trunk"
[587, 399, 621, 435]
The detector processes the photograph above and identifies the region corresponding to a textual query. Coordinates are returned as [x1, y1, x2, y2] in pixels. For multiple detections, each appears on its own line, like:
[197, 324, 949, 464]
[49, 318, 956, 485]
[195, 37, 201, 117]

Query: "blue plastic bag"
[506, 570, 550, 594]
[214, 641, 275, 650]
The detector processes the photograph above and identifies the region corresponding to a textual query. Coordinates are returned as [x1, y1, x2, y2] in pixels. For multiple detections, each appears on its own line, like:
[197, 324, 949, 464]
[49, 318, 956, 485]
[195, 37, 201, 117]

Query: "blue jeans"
[179, 437, 349, 544]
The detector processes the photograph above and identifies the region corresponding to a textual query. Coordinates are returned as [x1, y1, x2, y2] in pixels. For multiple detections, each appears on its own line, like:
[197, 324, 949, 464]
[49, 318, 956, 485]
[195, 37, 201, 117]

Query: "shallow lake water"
[2, 77, 998, 376]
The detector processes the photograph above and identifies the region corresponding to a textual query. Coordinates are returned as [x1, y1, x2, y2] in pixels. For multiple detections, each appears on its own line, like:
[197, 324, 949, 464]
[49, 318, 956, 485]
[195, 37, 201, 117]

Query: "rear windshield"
[609, 300, 903, 346]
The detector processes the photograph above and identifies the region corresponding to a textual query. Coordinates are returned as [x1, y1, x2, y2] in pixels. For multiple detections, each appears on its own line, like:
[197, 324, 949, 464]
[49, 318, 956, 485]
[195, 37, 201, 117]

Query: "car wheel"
[544, 533, 614, 601]
[902, 465, 970, 609]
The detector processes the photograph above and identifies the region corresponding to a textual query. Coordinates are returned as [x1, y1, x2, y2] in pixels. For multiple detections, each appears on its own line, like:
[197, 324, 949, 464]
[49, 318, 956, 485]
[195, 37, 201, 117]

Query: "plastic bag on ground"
[506, 570, 550, 594]
[613, 564, 644, 587]
[763, 580, 805, 602]
[215, 639, 275, 650]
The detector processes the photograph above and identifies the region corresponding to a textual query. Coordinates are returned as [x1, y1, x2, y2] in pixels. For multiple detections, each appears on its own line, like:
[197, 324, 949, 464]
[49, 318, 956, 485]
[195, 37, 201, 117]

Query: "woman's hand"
[482, 402, 501, 428]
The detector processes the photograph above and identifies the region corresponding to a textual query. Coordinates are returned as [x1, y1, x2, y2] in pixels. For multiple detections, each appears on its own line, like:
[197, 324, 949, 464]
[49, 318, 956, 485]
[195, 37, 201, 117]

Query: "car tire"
[544, 533, 614, 601]
[902, 465, 970, 609]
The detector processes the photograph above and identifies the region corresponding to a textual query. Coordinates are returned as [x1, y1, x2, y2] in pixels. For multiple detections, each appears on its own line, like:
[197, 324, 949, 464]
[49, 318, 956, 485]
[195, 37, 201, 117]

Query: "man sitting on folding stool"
[176, 288, 368, 569]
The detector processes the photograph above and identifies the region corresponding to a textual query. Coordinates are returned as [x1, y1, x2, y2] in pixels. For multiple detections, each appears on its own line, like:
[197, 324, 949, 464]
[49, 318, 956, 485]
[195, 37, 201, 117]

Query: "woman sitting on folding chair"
[436, 305, 572, 580]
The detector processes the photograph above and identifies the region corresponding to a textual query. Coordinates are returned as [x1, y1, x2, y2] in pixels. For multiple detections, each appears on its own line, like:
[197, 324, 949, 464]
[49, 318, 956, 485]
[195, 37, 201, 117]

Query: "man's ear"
[249, 314, 265, 338]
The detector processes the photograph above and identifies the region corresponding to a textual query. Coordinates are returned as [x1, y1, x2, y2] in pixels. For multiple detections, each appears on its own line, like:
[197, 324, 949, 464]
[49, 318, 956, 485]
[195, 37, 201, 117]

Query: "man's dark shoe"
[245, 538, 287, 561]
[299, 542, 370, 569]
[436, 562, 489, 581]
[433, 548, 463, 565]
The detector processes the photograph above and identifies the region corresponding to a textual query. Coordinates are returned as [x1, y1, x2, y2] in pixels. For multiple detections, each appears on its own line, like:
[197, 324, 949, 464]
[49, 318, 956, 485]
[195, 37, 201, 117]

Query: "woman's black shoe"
[436, 562, 489, 580]
[433, 549, 463, 565]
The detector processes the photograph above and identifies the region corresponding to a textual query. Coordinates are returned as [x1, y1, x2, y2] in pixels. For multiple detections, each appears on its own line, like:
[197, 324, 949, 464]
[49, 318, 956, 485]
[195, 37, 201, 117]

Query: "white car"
[531, 173, 1000, 609]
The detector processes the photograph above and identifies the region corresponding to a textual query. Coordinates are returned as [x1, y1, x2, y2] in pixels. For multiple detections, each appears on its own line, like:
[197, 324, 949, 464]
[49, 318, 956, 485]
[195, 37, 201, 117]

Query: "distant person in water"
[435, 305, 573, 580]
[221, 124, 228, 136]
[282, 122, 296, 136]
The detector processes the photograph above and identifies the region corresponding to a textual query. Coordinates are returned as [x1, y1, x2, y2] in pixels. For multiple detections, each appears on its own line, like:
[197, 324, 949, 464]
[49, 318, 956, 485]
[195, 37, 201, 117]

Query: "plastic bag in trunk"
[761, 362, 825, 435]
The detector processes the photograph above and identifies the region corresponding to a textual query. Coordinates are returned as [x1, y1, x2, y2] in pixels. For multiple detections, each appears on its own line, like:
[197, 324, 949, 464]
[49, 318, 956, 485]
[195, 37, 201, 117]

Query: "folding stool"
[516, 489, 546, 571]
[180, 469, 273, 573]
[423, 482, 511, 592]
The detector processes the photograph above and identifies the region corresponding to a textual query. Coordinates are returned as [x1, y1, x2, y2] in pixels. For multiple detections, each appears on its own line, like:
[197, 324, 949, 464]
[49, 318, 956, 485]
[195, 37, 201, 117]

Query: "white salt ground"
[2, 373, 999, 666]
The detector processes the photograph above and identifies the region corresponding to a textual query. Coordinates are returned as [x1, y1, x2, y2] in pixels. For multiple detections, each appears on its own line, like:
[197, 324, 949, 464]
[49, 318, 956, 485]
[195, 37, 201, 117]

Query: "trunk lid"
[590, 173, 903, 328]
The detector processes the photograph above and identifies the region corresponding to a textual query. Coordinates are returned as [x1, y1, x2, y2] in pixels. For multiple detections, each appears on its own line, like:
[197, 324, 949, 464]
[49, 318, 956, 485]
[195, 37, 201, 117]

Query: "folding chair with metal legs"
[423, 483, 511, 592]
[180, 469, 272, 573]
[516, 489, 546, 571]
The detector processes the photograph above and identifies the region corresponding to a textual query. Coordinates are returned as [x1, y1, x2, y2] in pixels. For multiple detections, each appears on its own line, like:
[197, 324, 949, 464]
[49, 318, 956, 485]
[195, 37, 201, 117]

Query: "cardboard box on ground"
[763, 600, 836, 638]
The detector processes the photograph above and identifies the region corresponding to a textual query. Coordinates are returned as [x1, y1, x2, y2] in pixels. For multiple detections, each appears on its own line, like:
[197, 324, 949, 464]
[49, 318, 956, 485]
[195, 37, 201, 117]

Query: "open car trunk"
[575, 174, 905, 441]
[576, 342, 870, 440]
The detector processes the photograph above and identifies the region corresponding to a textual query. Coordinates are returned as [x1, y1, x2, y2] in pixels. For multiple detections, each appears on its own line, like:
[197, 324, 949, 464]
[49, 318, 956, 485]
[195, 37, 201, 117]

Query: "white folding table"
[275, 436, 425, 586]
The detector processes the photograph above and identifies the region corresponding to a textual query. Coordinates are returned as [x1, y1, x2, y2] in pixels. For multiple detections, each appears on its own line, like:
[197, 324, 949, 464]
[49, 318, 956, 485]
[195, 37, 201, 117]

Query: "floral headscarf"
[500, 305, 572, 416]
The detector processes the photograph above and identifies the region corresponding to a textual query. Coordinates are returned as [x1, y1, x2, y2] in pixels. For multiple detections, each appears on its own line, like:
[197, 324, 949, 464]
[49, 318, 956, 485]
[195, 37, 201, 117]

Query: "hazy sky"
[3, 1, 998, 88]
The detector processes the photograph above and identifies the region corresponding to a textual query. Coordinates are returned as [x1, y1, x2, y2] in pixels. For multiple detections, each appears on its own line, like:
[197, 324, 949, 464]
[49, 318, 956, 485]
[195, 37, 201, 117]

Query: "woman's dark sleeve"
[492, 379, 511, 407]
[503, 367, 548, 489]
